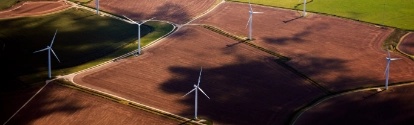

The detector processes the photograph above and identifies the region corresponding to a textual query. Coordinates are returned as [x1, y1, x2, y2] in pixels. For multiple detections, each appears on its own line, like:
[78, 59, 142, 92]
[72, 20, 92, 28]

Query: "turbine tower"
[303, 0, 307, 16]
[33, 29, 61, 79]
[123, 15, 155, 55]
[384, 50, 401, 90]
[246, 0, 263, 40]
[183, 67, 210, 120]
[96, 0, 99, 15]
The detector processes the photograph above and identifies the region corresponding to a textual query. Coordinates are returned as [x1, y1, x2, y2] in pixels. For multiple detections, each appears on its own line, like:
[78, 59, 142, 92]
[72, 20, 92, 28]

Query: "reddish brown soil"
[1, 83, 179, 124]
[74, 26, 326, 125]
[398, 32, 414, 55]
[0, 1, 70, 19]
[193, 2, 414, 92]
[295, 84, 414, 125]
[87, 0, 217, 24]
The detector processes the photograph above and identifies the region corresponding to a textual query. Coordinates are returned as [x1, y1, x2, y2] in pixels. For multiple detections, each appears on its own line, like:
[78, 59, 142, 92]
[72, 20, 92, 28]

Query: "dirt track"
[1, 83, 179, 125]
[193, 2, 414, 92]
[87, 0, 217, 24]
[295, 84, 414, 125]
[74, 26, 326, 125]
[0, 1, 70, 19]
[398, 32, 414, 55]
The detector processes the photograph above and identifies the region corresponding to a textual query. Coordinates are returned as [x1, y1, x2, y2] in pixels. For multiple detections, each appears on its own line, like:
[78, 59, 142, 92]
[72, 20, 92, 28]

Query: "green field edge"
[225, 0, 414, 31]
[53, 79, 204, 125]
[288, 80, 414, 125]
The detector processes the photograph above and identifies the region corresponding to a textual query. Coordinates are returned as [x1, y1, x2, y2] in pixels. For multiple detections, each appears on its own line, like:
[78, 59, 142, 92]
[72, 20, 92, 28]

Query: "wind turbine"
[246, 0, 263, 40]
[384, 49, 401, 90]
[96, 0, 99, 15]
[33, 29, 61, 79]
[123, 15, 155, 55]
[183, 67, 210, 120]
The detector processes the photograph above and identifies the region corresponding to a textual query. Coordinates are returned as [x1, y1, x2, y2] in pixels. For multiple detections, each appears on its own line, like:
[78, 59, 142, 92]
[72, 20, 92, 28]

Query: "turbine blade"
[246, 16, 251, 29]
[50, 48, 60, 63]
[253, 11, 263, 14]
[33, 47, 49, 53]
[123, 15, 137, 24]
[182, 88, 196, 97]
[197, 67, 202, 87]
[50, 29, 58, 47]
[249, 0, 253, 12]
[390, 58, 401, 61]
[141, 17, 156, 24]
[198, 87, 210, 99]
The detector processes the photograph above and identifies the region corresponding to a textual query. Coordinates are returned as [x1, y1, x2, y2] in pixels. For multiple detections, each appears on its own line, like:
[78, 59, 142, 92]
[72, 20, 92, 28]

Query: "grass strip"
[201, 24, 291, 61]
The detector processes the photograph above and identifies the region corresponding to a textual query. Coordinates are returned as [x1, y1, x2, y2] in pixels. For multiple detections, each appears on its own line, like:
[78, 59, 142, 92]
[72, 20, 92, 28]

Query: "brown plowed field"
[1, 83, 179, 124]
[193, 2, 414, 92]
[87, 0, 217, 24]
[0, 1, 70, 19]
[74, 26, 326, 125]
[398, 32, 414, 55]
[295, 84, 414, 125]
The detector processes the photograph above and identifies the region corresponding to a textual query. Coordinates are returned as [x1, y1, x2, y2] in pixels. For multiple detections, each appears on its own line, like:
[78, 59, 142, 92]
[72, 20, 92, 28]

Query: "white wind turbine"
[183, 67, 210, 120]
[123, 15, 155, 55]
[33, 29, 61, 79]
[384, 49, 401, 90]
[246, 0, 263, 40]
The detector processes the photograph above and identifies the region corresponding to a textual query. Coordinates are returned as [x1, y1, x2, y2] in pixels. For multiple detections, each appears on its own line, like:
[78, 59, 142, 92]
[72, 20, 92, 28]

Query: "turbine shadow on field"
[283, 16, 303, 23]
[262, 22, 330, 45]
[295, 87, 414, 125]
[0, 84, 87, 124]
[158, 55, 371, 124]
[149, 2, 190, 23]
[97, 1, 190, 24]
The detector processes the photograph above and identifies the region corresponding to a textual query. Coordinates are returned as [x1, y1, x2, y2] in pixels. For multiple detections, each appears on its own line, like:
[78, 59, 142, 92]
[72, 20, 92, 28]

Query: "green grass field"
[0, 0, 18, 10]
[0, 8, 174, 92]
[229, 0, 414, 30]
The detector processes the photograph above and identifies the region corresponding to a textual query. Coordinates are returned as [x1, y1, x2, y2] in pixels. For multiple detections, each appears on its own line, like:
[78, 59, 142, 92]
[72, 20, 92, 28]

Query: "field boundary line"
[200, 24, 331, 94]
[290, 80, 414, 125]
[53, 79, 203, 125]
[184, 0, 225, 25]
[0, 1, 71, 20]
[3, 80, 53, 125]
[396, 32, 414, 59]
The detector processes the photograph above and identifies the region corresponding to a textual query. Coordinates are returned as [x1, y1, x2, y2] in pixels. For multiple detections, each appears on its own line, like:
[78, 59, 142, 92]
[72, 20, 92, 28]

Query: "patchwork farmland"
[193, 2, 414, 92]
[74, 26, 326, 125]
[1, 0, 414, 125]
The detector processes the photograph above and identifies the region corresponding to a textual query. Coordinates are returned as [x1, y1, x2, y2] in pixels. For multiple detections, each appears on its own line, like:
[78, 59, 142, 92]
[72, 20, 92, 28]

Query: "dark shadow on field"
[262, 22, 329, 45]
[93, 0, 190, 24]
[158, 55, 372, 124]
[149, 2, 190, 23]
[283, 16, 303, 23]
[295, 85, 414, 125]
[362, 90, 384, 99]
[0, 8, 153, 91]
[0, 83, 86, 124]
